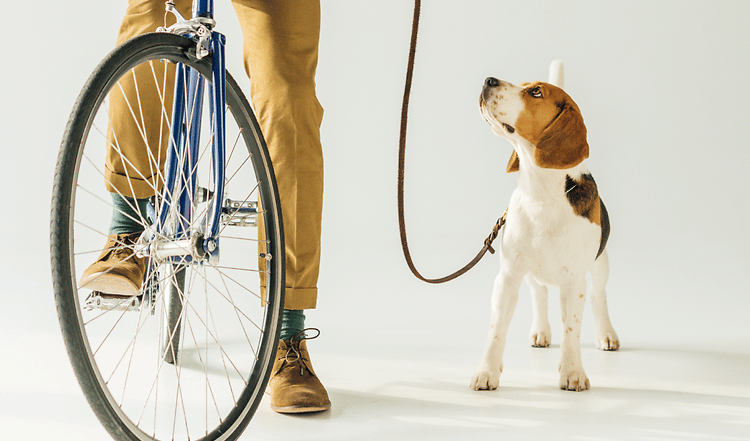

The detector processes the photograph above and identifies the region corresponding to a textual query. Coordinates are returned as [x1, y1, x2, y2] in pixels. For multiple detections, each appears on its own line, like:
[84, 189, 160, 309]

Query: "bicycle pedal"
[84, 292, 141, 312]
[221, 199, 258, 227]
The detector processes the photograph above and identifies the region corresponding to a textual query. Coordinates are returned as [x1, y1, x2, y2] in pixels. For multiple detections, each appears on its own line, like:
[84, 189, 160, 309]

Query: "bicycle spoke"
[79, 150, 150, 230]
[211, 264, 259, 355]
[203, 285, 241, 405]
[182, 275, 223, 424]
[183, 263, 264, 323]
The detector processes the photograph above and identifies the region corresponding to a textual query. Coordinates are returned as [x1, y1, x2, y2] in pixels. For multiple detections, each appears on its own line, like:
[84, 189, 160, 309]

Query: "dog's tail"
[549, 60, 564, 89]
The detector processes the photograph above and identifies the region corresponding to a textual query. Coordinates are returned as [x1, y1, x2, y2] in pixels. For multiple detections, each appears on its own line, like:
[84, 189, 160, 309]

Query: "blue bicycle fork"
[156, 27, 226, 263]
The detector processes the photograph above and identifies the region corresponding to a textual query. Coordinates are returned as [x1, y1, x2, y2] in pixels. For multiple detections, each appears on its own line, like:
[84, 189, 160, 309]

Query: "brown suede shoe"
[268, 331, 331, 414]
[78, 232, 146, 296]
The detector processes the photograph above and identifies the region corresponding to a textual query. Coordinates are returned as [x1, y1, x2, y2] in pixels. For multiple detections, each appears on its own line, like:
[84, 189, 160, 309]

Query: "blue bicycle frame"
[156, 0, 226, 262]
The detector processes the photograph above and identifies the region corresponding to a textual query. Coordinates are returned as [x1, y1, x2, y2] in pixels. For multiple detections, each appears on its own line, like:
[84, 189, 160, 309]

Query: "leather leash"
[397, 0, 506, 284]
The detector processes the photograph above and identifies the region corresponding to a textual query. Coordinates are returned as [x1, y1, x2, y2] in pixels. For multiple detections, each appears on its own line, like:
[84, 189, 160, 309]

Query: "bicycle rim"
[50, 33, 284, 441]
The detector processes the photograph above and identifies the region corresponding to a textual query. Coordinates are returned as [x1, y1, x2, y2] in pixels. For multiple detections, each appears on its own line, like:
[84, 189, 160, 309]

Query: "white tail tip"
[548, 60, 564, 88]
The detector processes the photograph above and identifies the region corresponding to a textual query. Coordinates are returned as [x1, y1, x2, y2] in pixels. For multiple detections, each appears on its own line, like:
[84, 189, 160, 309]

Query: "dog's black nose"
[485, 77, 500, 87]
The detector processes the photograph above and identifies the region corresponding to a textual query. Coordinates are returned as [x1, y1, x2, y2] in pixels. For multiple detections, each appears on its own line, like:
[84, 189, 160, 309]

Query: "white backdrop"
[1, 1, 748, 438]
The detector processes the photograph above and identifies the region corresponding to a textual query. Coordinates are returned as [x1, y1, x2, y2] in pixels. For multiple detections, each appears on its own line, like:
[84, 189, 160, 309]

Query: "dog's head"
[479, 78, 589, 172]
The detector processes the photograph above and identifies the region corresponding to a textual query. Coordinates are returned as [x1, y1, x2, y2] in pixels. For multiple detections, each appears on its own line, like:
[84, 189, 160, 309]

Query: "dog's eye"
[529, 86, 543, 98]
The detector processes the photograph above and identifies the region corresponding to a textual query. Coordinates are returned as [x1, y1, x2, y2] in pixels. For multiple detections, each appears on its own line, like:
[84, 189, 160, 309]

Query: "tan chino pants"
[105, 0, 323, 310]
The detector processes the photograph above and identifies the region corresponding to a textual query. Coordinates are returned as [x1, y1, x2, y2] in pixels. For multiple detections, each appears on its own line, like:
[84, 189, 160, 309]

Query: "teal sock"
[109, 193, 151, 235]
[280, 309, 306, 341]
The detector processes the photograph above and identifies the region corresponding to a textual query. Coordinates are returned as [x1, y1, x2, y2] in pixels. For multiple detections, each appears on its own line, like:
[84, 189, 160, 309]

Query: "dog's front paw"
[470, 368, 501, 391]
[596, 331, 620, 351]
[559, 369, 590, 391]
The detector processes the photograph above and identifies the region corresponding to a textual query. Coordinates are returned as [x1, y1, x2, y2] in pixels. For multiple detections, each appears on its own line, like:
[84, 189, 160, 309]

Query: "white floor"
[3, 267, 748, 441]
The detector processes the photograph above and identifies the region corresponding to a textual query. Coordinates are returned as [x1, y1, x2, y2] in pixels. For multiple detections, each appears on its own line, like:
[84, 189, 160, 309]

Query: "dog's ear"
[534, 101, 589, 169]
[506, 150, 520, 173]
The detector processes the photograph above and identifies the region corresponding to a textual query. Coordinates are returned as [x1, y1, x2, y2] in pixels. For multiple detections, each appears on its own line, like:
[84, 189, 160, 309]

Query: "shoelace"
[104, 232, 141, 260]
[283, 328, 321, 375]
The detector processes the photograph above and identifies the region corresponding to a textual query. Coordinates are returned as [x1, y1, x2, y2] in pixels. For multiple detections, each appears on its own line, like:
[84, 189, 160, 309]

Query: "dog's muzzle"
[481, 77, 501, 103]
[480, 77, 515, 134]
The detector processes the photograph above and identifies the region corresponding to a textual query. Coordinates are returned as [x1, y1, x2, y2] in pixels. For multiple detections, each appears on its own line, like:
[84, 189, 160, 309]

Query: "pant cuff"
[104, 167, 161, 200]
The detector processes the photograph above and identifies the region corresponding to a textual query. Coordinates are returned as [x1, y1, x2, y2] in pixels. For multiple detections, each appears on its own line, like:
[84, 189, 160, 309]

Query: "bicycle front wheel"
[50, 33, 284, 441]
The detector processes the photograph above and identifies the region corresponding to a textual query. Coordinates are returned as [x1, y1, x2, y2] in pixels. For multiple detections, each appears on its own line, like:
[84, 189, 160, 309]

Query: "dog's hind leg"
[589, 249, 620, 351]
[527, 275, 552, 348]
[471, 269, 524, 391]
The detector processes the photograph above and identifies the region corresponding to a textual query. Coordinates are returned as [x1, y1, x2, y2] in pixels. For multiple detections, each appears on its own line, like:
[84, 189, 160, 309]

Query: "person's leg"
[231, 0, 329, 413]
[232, 0, 324, 312]
[80, 0, 192, 296]
[104, 0, 192, 199]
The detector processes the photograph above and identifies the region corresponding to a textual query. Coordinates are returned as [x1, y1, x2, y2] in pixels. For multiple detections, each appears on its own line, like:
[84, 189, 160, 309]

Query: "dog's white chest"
[503, 188, 600, 285]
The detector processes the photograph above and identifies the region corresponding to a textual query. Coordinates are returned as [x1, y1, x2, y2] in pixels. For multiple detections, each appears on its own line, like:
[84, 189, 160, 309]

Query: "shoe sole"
[270, 403, 331, 414]
[78, 272, 140, 296]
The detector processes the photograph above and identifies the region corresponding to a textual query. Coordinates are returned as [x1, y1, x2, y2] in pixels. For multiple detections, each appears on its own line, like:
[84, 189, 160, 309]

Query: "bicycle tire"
[50, 32, 284, 441]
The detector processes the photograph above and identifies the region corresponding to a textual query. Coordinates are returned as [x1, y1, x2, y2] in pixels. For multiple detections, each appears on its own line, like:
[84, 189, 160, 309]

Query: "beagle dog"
[471, 63, 619, 392]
